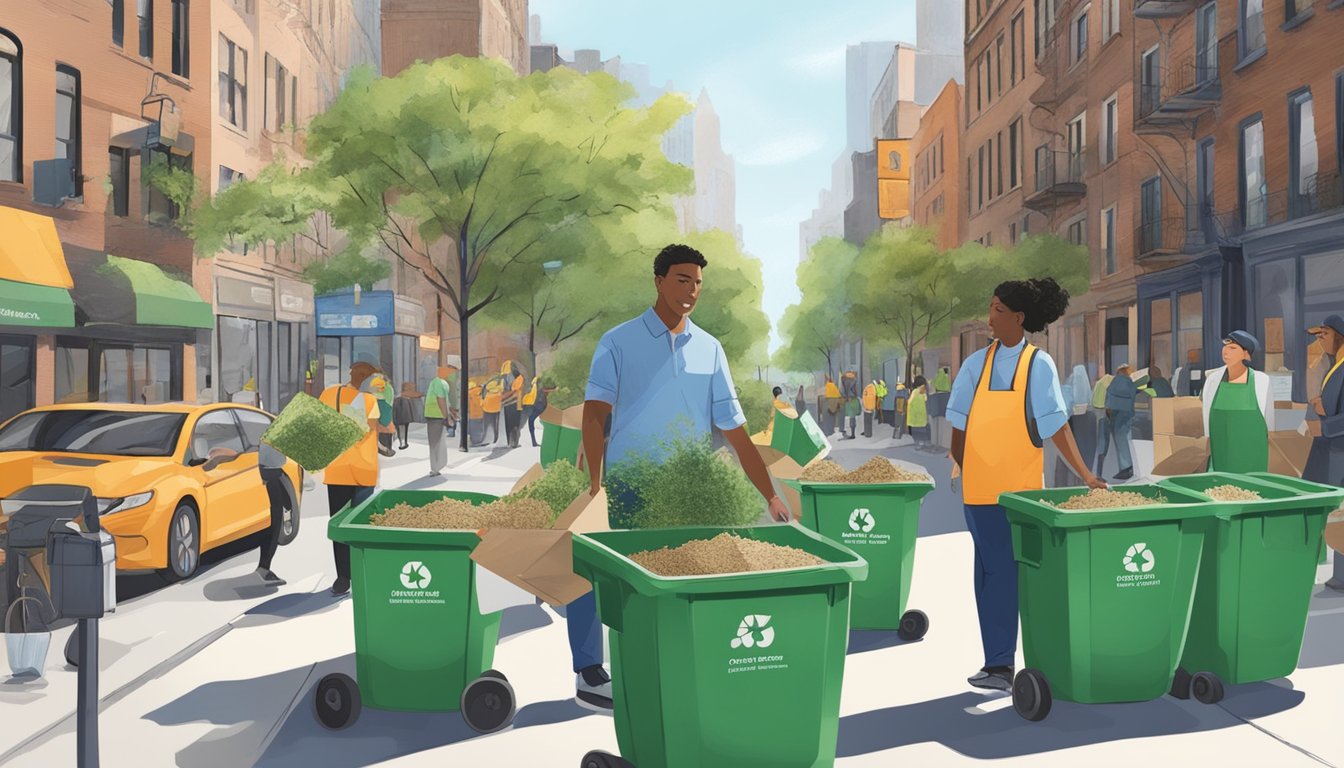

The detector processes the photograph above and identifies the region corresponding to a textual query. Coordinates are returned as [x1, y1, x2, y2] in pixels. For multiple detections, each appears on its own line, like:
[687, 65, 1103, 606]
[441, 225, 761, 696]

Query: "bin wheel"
[461, 674, 516, 734]
[897, 609, 929, 642]
[1169, 667, 1192, 700]
[314, 673, 362, 730]
[481, 669, 508, 681]
[1191, 672, 1225, 705]
[580, 751, 634, 768]
[1012, 668, 1052, 722]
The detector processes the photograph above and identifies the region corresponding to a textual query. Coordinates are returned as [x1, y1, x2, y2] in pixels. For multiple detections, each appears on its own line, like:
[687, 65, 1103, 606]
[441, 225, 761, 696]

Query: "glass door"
[0, 336, 35, 422]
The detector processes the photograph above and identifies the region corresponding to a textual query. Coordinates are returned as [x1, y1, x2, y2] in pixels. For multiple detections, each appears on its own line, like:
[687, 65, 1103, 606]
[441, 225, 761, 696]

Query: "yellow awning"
[0, 207, 73, 289]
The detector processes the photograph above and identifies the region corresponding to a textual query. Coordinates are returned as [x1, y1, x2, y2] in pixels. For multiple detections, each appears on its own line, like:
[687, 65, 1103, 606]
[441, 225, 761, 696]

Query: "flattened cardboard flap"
[1151, 435, 1210, 476]
[471, 529, 592, 606]
[509, 463, 546, 495]
[1152, 397, 1204, 437]
[541, 404, 585, 429]
[553, 487, 609, 534]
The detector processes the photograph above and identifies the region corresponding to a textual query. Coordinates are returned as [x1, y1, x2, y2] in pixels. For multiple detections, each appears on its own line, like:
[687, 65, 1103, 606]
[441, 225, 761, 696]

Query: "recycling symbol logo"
[730, 615, 775, 649]
[400, 561, 432, 590]
[1123, 543, 1155, 574]
[849, 508, 875, 533]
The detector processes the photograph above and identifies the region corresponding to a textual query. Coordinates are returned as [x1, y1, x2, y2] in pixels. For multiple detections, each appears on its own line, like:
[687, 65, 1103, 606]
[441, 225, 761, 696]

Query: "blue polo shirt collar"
[641, 307, 695, 339]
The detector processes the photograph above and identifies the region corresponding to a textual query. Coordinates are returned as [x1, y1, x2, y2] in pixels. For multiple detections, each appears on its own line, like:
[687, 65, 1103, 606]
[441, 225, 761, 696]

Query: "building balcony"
[1135, 62, 1221, 134]
[1030, 37, 1088, 110]
[1025, 149, 1086, 212]
[1135, 218, 1188, 265]
[1134, 0, 1199, 19]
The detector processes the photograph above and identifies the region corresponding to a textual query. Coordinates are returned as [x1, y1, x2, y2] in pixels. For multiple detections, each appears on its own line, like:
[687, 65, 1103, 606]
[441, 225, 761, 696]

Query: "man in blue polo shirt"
[562, 243, 791, 712]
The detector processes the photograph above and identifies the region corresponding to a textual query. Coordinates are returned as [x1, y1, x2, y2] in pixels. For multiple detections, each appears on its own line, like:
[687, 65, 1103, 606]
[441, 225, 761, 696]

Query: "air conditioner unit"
[33, 158, 75, 206]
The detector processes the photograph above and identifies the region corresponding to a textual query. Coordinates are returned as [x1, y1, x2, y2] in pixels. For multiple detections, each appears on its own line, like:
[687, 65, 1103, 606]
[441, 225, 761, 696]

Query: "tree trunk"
[458, 238, 471, 453]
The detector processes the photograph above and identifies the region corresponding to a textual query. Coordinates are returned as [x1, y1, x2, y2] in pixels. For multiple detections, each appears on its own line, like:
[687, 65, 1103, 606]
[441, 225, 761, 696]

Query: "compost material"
[1202, 485, 1262, 502]
[800, 457, 931, 484]
[370, 497, 553, 530]
[1053, 488, 1165, 510]
[629, 532, 824, 576]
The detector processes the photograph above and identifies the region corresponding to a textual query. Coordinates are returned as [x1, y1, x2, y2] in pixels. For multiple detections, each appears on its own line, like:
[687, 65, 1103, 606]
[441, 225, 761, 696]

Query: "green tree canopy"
[776, 237, 860, 379]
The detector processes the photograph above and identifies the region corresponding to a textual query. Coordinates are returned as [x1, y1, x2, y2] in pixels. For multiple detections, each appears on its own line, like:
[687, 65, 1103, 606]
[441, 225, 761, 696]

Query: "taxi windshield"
[0, 410, 188, 457]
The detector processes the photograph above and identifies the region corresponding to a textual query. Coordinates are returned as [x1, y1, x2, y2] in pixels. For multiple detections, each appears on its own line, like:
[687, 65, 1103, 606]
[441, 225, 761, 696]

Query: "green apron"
[1209, 378, 1269, 473]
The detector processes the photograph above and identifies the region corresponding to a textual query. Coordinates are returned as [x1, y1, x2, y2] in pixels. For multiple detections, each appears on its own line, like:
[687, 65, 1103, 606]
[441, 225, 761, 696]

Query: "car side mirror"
[187, 457, 208, 468]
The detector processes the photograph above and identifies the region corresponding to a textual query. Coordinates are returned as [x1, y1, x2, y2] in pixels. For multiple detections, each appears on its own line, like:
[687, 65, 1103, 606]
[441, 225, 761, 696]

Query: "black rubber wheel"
[461, 675, 516, 734]
[314, 673, 362, 730]
[1013, 668, 1053, 722]
[65, 627, 79, 667]
[1192, 671, 1225, 705]
[159, 504, 200, 582]
[277, 478, 300, 546]
[1169, 666, 1192, 700]
[481, 669, 508, 681]
[580, 751, 633, 768]
[897, 609, 929, 642]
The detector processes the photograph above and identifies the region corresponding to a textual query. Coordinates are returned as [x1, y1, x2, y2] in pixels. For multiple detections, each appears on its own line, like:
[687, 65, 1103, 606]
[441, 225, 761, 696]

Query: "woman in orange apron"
[948, 278, 1106, 691]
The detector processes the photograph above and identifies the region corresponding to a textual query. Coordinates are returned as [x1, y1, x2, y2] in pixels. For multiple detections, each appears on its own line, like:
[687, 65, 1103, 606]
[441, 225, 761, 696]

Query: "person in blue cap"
[1200, 330, 1274, 473]
[1304, 315, 1344, 590]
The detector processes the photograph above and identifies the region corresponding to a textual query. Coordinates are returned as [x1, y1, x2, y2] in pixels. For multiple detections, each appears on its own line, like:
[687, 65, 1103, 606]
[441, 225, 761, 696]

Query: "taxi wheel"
[160, 504, 201, 582]
[277, 479, 300, 546]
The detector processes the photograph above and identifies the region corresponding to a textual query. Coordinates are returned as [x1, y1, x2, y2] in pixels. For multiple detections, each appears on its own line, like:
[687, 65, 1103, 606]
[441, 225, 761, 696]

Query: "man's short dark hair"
[772, 386, 783, 397]
[653, 244, 708, 277]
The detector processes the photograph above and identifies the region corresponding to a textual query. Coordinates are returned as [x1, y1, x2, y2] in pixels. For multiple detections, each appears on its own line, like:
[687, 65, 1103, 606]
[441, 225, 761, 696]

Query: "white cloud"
[787, 46, 846, 77]
[738, 133, 827, 167]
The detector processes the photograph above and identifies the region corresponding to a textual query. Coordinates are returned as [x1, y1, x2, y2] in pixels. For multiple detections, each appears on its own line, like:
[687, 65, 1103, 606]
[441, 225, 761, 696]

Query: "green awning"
[100, 254, 213, 329]
[0, 278, 75, 328]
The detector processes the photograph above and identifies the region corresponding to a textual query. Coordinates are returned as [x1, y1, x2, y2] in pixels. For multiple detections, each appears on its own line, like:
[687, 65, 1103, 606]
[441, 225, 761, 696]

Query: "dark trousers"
[863, 412, 873, 437]
[964, 504, 1018, 669]
[527, 407, 541, 445]
[258, 467, 288, 571]
[483, 412, 501, 444]
[327, 484, 375, 581]
[504, 406, 523, 448]
[395, 422, 410, 448]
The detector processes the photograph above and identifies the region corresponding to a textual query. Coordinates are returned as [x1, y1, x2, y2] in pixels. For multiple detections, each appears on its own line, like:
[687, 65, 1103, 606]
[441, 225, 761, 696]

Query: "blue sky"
[530, 0, 919, 351]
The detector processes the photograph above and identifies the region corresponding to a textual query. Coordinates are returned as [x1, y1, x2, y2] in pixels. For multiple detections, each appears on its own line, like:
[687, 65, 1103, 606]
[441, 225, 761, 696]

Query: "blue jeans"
[963, 504, 1018, 668]
[1111, 411, 1134, 472]
[566, 592, 604, 672]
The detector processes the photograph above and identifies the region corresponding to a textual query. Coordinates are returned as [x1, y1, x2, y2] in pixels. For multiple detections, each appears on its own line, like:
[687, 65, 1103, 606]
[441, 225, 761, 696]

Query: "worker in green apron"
[1201, 330, 1274, 472]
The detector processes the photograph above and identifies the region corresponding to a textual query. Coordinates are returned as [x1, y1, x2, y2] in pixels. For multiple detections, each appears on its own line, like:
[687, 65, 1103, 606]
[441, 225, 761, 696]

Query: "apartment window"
[265, 54, 293, 132]
[1102, 206, 1116, 273]
[218, 34, 248, 130]
[1072, 7, 1089, 65]
[933, 194, 944, 216]
[218, 166, 244, 190]
[1286, 0, 1312, 22]
[0, 29, 19, 182]
[1102, 0, 1119, 40]
[987, 138, 995, 200]
[996, 35, 1005, 95]
[978, 146, 985, 209]
[1036, 0, 1058, 59]
[1338, 74, 1343, 180]
[147, 148, 191, 222]
[938, 135, 944, 175]
[1067, 216, 1087, 247]
[171, 0, 189, 77]
[1196, 3, 1218, 84]
[996, 132, 1004, 197]
[1240, 115, 1267, 228]
[1103, 95, 1118, 165]
[1289, 89, 1318, 218]
[1022, 215, 1031, 238]
[109, 148, 129, 217]
[1010, 222, 1019, 244]
[1010, 12, 1024, 85]
[1067, 112, 1086, 179]
[1141, 177, 1163, 255]
[137, 0, 153, 59]
[55, 65, 82, 198]
[1009, 119, 1021, 189]
[1240, 0, 1266, 62]
[967, 165, 973, 213]
[1197, 138, 1216, 238]
[112, 0, 124, 47]
[976, 55, 983, 112]
[1140, 46, 1160, 116]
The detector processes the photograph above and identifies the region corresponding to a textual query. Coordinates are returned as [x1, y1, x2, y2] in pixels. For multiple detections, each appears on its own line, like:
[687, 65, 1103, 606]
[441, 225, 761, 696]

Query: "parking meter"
[47, 521, 116, 620]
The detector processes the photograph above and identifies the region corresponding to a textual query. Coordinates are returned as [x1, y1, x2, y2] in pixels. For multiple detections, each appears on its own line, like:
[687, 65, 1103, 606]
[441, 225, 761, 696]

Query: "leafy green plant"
[303, 249, 393, 294]
[504, 459, 587, 521]
[606, 436, 763, 530]
[141, 153, 198, 224]
[261, 392, 365, 472]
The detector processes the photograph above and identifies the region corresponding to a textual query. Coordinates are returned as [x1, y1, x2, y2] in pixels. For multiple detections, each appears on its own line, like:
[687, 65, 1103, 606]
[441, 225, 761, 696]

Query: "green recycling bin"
[571, 524, 867, 768]
[788, 478, 934, 635]
[770, 409, 829, 467]
[1247, 473, 1342, 565]
[1000, 484, 1214, 721]
[318, 490, 517, 734]
[1155, 472, 1343, 704]
[540, 405, 584, 469]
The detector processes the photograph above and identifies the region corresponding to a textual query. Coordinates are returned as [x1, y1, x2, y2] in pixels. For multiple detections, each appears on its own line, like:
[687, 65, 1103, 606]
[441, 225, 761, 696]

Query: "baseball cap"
[1222, 330, 1260, 357]
[1307, 314, 1344, 338]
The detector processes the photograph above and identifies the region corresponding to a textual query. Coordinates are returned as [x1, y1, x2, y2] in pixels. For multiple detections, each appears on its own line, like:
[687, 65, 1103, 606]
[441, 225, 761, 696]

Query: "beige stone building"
[381, 0, 528, 78]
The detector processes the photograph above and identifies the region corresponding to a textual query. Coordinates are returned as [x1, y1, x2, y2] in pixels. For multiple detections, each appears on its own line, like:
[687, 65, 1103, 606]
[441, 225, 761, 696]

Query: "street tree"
[193, 57, 693, 450]
[776, 237, 860, 380]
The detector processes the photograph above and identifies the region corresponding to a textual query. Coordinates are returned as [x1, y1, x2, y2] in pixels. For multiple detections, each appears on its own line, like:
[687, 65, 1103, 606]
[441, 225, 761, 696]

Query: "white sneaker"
[575, 665, 613, 712]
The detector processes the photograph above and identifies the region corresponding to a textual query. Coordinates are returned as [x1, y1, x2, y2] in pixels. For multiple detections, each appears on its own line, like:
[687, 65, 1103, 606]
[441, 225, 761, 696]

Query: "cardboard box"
[1151, 397, 1205, 437]
[470, 463, 609, 606]
[1267, 430, 1315, 478]
[1150, 435, 1210, 476]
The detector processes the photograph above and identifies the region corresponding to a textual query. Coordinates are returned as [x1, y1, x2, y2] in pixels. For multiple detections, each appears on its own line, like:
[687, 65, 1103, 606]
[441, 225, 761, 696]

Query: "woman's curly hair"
[994, 278, 1071, 333]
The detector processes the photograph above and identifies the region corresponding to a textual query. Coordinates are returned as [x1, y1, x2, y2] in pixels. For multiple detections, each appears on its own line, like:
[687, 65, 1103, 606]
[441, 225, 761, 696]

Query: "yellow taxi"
[0, 403, 302, 580]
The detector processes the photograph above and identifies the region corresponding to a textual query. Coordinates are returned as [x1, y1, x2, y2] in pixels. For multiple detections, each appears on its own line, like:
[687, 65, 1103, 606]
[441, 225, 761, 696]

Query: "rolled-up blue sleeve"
[1030, 352, 1069, 440]
[584, 334, 619, 404]
[946, 349, 985, 431]
[710, 343, 747, 431]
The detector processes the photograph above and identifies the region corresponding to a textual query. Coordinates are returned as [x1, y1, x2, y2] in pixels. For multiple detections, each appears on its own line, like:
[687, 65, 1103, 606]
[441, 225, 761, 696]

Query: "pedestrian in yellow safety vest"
[947, 279, 1105, 693]
[862, 381, 877, 438]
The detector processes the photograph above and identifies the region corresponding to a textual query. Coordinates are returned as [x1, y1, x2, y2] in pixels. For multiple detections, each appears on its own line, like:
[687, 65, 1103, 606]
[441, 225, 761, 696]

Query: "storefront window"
[195, 329, 212, 403]
[218, 316, 258, 405]
[55, 344, 89, 404]
[1303, 251, 1344, 399]
[1150, 297, 1172, 374]
[99, 346, 172, 404]
[0, 337, 35, 422]
[352, 336, 381, 369]
[320, 336, 340, 389]
[1177, 292, 1203, 376]
[1254, 258, 1298, 395]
